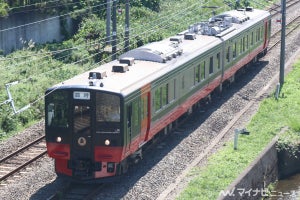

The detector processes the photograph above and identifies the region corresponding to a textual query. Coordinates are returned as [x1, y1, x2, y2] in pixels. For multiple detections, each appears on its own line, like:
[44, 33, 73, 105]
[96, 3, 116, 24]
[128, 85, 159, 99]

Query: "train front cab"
[45, 88, 125, 181]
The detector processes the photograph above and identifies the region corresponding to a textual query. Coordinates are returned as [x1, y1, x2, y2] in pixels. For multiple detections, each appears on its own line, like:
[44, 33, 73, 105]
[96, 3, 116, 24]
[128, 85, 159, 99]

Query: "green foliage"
[130, 6, 155, 20]
[1, 115, 17, 133]
[74, 14, 106, 41]
[277, 130, 300, 158]
[0, 0, 9, 17]
[120, 0, 160, 12]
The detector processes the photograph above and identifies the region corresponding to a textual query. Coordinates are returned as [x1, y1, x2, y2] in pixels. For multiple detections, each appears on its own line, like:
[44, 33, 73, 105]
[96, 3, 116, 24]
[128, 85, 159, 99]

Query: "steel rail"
[0, 136, 47, 182]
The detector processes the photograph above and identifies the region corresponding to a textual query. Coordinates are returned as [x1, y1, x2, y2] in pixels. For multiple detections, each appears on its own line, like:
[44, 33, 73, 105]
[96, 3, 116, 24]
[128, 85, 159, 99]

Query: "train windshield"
[96, 93, 120, 134]
[46, 91, 69, 128]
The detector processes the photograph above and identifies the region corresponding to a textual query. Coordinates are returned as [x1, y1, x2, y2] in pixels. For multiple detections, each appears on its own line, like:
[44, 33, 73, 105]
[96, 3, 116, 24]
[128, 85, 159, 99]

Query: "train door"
[140, 84, 151, 142]
[126, 97, 142, 152]
[126, 103, 132, 152]
[263, 20, 269, 49]
[71, 103, 94, 177]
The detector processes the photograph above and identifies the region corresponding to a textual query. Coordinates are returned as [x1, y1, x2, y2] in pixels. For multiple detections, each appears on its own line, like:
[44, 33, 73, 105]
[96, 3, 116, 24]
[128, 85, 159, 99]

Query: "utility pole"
[124, 0, 130, 52]
[279, 0, 286, 90]
[106, 0, 112, 46]
[112, 0, 117, 60]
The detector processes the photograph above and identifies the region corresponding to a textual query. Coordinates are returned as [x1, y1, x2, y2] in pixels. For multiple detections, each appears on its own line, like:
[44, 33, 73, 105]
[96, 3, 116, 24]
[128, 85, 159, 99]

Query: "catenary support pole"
[279, 0, 286, 90]
[112, 0, 117, 60]
[106, 0, 112, 46]
[124, 0, 130, 52]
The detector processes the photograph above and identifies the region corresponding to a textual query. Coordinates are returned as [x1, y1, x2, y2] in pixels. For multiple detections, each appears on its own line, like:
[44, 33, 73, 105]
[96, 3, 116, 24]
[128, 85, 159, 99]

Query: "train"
[45, 7, 271, 182]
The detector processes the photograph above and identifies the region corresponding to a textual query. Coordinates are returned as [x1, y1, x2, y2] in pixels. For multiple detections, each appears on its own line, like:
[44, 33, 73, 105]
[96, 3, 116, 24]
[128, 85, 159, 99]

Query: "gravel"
[1, 4, 300, 200]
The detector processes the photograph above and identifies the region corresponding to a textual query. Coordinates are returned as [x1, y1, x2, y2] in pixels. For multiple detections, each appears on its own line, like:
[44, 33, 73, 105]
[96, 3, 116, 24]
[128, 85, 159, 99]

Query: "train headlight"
[105, 139, 110, 146]
[56, 137, 62, 143]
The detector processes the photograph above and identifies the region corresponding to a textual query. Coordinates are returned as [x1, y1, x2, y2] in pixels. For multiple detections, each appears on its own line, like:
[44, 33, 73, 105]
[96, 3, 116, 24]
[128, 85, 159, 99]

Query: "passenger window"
[155, 88, 161, 111]
[240, 38, 243, 53]
[243, 37, 245, 52]
[195, 65, 200, 84]
[173, 79, 176, 100]
[201, 61, 206, 80]
[162, 84, 168, 106]
[216, 53, 221, 69]
[226, 46, 231, 63]
[233, 43, 237, 58]
[209, 56, 213, 74]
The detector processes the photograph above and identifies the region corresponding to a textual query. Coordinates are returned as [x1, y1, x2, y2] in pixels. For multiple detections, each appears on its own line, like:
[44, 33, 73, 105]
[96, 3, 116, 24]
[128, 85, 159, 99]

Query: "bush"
[1, 115, 17, 133]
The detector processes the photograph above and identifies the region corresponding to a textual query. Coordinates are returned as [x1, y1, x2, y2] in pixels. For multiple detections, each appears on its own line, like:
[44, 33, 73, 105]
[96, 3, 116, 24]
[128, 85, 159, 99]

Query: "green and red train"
[45, 8, 271, 181]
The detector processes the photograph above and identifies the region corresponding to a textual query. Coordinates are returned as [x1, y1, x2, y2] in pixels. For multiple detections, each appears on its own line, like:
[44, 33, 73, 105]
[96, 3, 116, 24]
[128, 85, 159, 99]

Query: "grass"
[178, 59, 300, 199]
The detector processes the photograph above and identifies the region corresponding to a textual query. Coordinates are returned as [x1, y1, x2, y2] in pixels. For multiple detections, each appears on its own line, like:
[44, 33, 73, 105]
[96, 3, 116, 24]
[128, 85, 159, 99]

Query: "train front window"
[74, 105, 91, 134]
[46, 91, 69, 128]
[96, 93, 120, 134]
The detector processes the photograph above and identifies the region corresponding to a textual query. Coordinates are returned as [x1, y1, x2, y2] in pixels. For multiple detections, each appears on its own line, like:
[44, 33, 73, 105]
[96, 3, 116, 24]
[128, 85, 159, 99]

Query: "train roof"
[50, 8, 270, 97]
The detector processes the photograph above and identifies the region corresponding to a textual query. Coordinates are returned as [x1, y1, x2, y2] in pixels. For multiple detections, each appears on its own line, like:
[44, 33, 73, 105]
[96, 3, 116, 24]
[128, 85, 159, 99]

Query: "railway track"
[48, 183, 105, 200]
[0, 136, 46, 184]
[269, 14, 300, 51]
[268, 0, 300, 16]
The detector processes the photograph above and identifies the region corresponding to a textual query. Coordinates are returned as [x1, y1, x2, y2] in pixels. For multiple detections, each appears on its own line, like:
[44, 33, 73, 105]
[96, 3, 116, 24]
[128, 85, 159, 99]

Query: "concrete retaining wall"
[278, 146, 300, 179]
[218, 136, 279, 200]
[0, 11, 75, 54]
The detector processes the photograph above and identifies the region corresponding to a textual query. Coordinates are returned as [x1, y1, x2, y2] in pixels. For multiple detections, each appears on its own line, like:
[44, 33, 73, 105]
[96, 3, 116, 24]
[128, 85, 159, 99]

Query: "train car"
[45, 8, 271, 181]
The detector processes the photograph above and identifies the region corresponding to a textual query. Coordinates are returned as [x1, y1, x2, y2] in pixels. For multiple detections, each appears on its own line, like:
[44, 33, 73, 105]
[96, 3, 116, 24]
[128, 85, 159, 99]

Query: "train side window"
[233, 43, 237, 58]
[201, 61, 206, 80]
[181, 76, 185, 89]
[173, 79, 177, 100]
[209, 56, 213, 74]
[132, 100, 140, 137]
[226, 46, 231, 63]
[195, 64, 200, 84]
[240, 38, 243, 53]
[162, 84, 168, 106]
[155, 88, 162, 111]
[216, 52, 221, 69]
[243, 37, 246, 52]
[168, 82, 174, 103]
[251, 32, 254, 46]
[246, 35, 249, 50]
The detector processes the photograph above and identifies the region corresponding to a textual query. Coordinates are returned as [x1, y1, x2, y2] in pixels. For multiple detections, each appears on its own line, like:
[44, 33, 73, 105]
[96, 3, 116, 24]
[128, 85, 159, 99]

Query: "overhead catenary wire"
[0, 0, 214, 64]
[1, 1, 227, 113]
[7, 1, 89, 15]
[8, 0, 61, 10]
[0, 0, 216, 66]
[0, 1, 199, 69]
[2, 0, 225, 86]
[0, 1, 109, 33]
